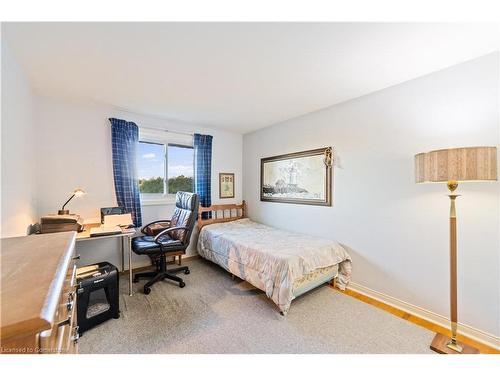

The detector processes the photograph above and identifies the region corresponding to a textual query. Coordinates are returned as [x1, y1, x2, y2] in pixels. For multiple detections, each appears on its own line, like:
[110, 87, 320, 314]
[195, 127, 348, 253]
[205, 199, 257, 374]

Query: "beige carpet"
[79, 258, 434, 353]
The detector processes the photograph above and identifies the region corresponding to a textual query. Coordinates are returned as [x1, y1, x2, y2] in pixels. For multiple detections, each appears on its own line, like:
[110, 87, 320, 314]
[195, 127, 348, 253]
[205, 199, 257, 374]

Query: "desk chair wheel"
[184, 269, 190, 275]
[179, 281, 186, 288]
[144, 286, 151, 295]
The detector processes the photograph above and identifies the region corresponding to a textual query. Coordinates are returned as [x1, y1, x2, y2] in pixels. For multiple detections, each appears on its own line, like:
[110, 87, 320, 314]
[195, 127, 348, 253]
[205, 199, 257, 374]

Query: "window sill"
[141, 198, 176, 206]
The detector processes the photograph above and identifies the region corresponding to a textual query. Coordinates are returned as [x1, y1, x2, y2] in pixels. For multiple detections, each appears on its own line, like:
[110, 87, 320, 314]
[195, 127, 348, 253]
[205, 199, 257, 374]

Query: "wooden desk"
[0, 232, 78, 354]
[76, 223, 135, 296]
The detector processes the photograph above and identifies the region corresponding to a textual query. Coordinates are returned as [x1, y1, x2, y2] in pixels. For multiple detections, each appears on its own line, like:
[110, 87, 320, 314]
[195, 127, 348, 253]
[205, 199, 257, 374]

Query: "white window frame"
[138, 128, 194, 206]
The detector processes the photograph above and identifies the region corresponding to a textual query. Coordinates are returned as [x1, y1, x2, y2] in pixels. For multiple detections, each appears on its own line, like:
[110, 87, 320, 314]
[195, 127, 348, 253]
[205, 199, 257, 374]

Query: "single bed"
[197, 202, 352, 315]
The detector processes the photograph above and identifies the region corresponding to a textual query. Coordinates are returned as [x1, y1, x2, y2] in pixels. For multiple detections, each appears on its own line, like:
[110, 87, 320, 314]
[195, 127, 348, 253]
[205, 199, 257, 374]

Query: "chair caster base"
[144, 286, 151, 295]
[179, 281, 186, 288]
[184, 269, 190, 275]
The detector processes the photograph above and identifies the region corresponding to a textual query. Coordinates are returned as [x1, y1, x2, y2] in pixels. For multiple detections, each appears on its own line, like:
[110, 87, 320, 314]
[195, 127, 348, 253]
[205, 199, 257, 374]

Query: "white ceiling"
[3, 22, 499, 134]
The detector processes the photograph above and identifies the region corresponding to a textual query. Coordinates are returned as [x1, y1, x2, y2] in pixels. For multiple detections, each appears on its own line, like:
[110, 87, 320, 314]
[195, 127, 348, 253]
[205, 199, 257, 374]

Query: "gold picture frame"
[219, 173, 235, 199]
[260, 147, 332, 206]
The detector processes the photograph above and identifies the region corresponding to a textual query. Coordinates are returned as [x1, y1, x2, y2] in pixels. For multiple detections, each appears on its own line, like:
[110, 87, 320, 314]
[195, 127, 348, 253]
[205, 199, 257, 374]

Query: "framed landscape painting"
[219, 173, 235, 199]
[260, 147, 332, 206]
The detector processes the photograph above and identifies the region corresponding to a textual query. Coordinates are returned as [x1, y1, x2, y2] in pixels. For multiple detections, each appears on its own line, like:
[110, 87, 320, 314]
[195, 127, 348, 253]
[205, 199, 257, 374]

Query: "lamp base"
[430, 333, 479, 354]
[58, 209, 70, 215]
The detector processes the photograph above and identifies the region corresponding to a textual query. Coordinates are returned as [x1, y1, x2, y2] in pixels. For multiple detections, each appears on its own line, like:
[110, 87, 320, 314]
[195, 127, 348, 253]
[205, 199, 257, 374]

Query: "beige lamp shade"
[73, 188, 86, 196]
[415, 146, 497, 183]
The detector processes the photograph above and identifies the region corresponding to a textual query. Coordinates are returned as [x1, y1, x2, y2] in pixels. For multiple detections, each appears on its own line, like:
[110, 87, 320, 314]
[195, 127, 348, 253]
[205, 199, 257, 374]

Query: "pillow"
[143, 222, 170, 236]
[169, 208, 191, 241]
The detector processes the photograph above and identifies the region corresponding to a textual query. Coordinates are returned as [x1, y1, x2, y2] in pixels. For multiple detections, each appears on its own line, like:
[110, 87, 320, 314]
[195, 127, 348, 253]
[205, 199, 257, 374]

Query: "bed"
[196, 202, 352, 315]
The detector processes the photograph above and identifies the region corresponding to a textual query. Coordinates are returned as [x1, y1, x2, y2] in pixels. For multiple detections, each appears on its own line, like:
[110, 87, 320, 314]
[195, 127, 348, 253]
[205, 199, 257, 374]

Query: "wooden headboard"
[197, 201, 246, 229]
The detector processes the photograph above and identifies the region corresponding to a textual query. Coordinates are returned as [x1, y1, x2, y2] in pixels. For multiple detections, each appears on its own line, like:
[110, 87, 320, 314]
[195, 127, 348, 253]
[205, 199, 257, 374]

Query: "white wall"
[35, 96, 243, 268]
[0, 42, 37, 237]
[243, 53, 500, 337]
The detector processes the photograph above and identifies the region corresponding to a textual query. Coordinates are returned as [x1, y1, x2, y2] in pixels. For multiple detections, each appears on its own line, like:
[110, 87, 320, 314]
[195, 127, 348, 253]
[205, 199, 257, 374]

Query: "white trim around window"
[141, 196, 177, 206]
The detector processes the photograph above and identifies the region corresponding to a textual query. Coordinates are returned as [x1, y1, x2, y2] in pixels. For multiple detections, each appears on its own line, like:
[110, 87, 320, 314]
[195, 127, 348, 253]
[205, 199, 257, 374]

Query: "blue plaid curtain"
[194, 133, 213, 219]
[109, 118, 142, 227]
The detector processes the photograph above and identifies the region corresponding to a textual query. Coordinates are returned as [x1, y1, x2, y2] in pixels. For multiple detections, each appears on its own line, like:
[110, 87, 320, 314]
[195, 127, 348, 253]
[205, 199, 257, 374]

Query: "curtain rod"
[110, 105, 197, 137]
[139, 124, 194, 137]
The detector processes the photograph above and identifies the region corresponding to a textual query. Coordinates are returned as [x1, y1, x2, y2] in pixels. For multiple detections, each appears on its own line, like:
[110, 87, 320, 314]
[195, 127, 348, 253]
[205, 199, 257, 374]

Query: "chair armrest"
[153, 226, 188, 244]
[141, 220, 171, 235]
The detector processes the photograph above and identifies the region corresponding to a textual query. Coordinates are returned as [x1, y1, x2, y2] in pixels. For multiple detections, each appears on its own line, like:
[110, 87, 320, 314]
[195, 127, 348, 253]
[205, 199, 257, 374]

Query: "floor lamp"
[415, 146, 497, 354]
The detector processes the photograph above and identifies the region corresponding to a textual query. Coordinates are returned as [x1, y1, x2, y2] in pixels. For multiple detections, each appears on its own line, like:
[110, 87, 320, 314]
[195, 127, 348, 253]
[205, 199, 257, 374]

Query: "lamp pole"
[58, 193, 76, 215]
[447, 180, 462, 352]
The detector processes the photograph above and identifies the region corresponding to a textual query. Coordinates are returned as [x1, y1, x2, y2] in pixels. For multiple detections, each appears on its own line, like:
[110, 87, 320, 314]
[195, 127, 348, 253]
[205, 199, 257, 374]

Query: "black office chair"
[131, 191, 199, 294]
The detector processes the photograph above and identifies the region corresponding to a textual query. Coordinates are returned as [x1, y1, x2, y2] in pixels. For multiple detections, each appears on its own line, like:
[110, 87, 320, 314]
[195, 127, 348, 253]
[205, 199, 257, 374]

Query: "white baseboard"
[347, 281, 500, 351]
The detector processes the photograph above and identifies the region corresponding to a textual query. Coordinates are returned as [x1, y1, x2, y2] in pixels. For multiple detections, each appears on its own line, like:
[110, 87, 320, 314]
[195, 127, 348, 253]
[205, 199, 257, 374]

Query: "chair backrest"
[169, 191, 199, 245]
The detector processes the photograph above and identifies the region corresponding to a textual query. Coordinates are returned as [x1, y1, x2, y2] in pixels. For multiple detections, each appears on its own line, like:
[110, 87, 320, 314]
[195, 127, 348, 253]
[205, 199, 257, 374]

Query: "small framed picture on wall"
[219, 173, 235, 199]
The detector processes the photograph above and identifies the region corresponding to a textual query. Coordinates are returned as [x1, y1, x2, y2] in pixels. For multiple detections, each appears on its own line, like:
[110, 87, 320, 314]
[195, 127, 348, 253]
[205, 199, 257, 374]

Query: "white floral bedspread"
[197, 218, 352, 313]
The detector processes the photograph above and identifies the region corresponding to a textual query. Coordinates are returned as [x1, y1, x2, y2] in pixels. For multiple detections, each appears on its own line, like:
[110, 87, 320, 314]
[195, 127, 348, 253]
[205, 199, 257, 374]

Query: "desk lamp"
[58, 188, 86, 215]
[415, 146, 497, 354]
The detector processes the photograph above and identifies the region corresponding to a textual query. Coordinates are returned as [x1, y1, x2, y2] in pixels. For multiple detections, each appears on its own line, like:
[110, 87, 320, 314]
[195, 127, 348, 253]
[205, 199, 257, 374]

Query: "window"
[167, 145, 194, 194]
[137, 141, 165, 195]
[137, 136, 194, 204]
